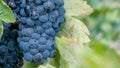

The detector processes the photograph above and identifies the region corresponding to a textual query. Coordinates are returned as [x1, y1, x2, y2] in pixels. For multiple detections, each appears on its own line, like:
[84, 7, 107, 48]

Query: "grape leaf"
[56, 36, 82, 68]
[88, 40, 120, 68]
[56, 37, 120, 68]
[59, 16, 90, 44]
[0, 21, 3, 38]
[64, 0, 93, 17]
[0, 0, 15, 23]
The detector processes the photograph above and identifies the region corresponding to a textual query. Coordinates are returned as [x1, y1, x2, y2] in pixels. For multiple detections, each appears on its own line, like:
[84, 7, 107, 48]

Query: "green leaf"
[64, 0, 93, 17]
[56, 37, 120, 68]
[0, 21, 3, 38]
[56, 36, 83, 68]
[59, 17, 90, 44]
[0, 0, 15, 23]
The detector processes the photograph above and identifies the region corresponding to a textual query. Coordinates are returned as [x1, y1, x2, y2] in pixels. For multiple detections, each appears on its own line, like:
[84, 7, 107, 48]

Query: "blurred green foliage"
[82, 0, 120, 40]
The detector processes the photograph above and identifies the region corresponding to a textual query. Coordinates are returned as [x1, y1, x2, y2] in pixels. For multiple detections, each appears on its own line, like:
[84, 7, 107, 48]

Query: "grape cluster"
[0, 23, 23, 68]
[4, 0, 65, 64]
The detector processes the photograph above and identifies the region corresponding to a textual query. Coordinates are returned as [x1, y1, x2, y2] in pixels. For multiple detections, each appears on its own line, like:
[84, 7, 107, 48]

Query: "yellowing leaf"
[59, 17, 90, 44]
[64, 0, 93, 17]
[56, 36, 83, 68]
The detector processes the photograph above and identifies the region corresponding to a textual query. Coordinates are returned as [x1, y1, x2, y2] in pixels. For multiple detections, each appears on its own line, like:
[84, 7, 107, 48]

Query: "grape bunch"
[0, 23, 23, 68]
[4, 0, 65, 64]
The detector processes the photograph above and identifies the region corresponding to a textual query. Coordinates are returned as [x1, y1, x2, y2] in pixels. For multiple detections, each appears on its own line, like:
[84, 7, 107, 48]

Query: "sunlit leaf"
[56, 36, 83, 68]
[64, 0, 93, 16]
[0, 0, 15, 23]
[59, 17, 90, 44]
[56, 37, 120, 68]
[38, 63, 56, 68]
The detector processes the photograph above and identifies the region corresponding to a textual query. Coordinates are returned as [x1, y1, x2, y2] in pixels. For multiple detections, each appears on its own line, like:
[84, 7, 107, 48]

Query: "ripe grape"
[0, 23, 23, 68]
[4, 0, 65, 64]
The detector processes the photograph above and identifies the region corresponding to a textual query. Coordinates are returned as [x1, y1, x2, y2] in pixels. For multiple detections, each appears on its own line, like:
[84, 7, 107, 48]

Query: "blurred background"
[81, 0, 120, 54]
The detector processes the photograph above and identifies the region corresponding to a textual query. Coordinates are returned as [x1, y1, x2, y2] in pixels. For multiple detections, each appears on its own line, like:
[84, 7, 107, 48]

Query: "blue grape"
[30, 49, 39, 55]
[4, 0, 65, 65]
[34, 0, 42, 5]
[10, 29, 18, 38]
[46, 40, 55, 50]
[26, 18, 35, 26]
[8, 0, 16, 8]
[45, 28, 56, 36]
[29, 39, 39, 49]
[18, 24, 25, 30]
[21, 28, 34, 36]
[33, 53, 43, 63]
[39, 37, 47, 44]
[53, 21, 60, 28]
[41, 33, 49, 39]
[58, 6, 65, 15]
[42, 50, 50, 59]
[43, 1, 55, 10]
[49, 10, 59, 22]
[37, 6, 46, 15]
[24, 53, 33, 62]
[35, 20, 42, 25]
[38, 45, 45, 52]
[39, 14, 48, 22]
[58, 16, 65, 23]
[20, 8, 26, 16]
[20, 0, 26, 8]
[0, 46, 8, 55]
[17, 37, 22, 43]
[49, 50, 56, 57]
[34, 26, 44, 34]
[53, 0, 63, 5]
[21, 37, 31, 42]
[7, 40, 16, 50]
[20, 42, 30, 52]
[0, 22, 23, 68]
[42, 0, 48, 2]
[42, 21, 52, 29]
[31, 33, 40, 39]
[20, 17, 26, 24]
